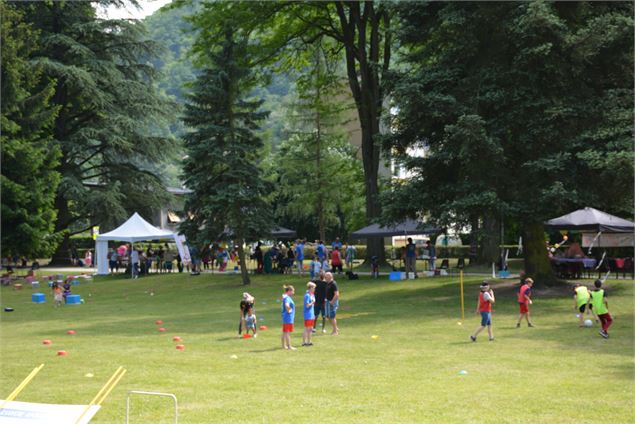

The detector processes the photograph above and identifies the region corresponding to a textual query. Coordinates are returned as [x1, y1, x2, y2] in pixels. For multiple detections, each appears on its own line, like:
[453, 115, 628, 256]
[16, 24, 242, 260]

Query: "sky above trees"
[96, 0, 172, 20]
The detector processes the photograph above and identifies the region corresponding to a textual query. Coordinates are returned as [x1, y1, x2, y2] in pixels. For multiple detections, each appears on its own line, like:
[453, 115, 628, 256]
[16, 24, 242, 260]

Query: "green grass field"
[1, 272, 633, 423]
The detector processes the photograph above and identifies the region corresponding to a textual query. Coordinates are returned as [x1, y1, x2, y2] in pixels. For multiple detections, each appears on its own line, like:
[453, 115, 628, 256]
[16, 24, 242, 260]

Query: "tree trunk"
[237, 238, 250, 286]
[480, 214, 499, 265]
[522, 222, 557, 287]
[468, 214, 479, 264]
[315, 84, 326, 242]
[335, 1, 388, 265]
[49, 192, 72, 265]
[50, 234, 72, 266]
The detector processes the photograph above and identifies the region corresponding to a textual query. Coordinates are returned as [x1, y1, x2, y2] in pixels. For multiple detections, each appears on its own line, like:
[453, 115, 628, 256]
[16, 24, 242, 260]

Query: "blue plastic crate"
[72, 280, 80, 286]
[389, 271, 404, 281]
[66, 294, 81, 305]
[32, 293, 46, 304]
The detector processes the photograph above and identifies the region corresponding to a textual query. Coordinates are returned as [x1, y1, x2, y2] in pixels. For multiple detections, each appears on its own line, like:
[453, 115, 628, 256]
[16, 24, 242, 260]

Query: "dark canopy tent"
[544, 207, 634, 233]
[270, 226, 297, 239]
[219, 226, 297, 240]
[351, 219, 440, 238]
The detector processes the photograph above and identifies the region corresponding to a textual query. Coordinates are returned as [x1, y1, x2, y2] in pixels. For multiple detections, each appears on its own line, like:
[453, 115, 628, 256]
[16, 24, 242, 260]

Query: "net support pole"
[459, 270, 465, 321]
[126, 391, 178, 424]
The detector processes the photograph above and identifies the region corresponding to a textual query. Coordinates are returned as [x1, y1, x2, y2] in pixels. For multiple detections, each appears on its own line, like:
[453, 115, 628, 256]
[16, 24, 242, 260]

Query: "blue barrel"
[66, 294, 81, 305]
[32, 293, 46, 304]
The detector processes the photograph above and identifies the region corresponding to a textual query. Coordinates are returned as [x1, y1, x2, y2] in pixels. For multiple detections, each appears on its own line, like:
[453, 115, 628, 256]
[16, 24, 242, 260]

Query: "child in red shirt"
[516, 278, 535, 328]
[470, 282, 495, 342]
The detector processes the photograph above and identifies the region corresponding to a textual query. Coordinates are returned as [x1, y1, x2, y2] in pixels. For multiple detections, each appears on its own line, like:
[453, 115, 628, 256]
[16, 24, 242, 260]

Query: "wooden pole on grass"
[459, 270, 465, 321]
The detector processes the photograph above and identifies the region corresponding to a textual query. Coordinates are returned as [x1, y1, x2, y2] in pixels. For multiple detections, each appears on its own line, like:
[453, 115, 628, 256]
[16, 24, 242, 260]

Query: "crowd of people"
[106, 243, 182, 277]
[237, 271, 340, 350]
[252, 238, 356, 276]
[470, 277, 613, 342]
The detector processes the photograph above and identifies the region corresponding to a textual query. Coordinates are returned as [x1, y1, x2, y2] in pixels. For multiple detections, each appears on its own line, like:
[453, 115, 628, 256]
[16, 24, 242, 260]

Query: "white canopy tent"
[95, 212, 189, 275]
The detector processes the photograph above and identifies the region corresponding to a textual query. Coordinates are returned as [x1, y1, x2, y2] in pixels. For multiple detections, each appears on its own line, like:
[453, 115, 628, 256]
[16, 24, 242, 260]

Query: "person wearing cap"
[238, 292, 255, 336]
[516, 278, 534, 328]
[470, 282, 495, 342]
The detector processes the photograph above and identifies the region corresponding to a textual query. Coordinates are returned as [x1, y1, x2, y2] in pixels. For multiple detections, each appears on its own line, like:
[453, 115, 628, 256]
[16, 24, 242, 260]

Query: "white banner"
[0, 400, 100, 424]
[582, 232, 634, 248]
[174, 234, 191, 264]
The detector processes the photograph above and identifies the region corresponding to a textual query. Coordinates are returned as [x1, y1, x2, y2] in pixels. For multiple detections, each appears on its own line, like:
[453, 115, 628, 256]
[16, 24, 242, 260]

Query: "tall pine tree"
[1, 2, 61, 259]
[180, 25, 272, 285]
[15, 0, 176, 263]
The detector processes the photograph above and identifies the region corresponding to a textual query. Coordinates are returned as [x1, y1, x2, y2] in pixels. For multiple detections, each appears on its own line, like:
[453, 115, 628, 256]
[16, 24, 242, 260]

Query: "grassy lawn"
[1, 271, 633, 423]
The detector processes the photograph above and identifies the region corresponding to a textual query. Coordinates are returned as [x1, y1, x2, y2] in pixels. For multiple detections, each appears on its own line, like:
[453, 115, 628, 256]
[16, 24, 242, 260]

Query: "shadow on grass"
[248, 347, 281, 353]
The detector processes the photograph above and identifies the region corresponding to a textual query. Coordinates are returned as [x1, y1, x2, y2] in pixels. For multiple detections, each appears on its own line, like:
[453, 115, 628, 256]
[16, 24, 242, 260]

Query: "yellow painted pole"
[75, 367, 126, 424]
[0, 364, 45, 410]
[87, 366, 123, 406]
[95, 369, 126, 405]
[460, 270, 465, 321]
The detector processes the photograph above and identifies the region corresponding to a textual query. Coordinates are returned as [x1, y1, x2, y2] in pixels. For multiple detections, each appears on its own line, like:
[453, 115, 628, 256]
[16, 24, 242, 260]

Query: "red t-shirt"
[479, 292, 492, 312]
[331, 250, 342, 266]
[518, 284, 531, 304]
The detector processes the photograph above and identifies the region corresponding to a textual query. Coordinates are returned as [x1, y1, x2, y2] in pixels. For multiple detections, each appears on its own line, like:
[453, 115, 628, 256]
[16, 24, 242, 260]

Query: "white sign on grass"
[0, 400, 100, 424]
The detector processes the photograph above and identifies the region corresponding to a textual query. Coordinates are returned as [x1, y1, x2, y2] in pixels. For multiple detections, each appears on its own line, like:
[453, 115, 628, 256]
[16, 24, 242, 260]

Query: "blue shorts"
[480, 312, 492, 327]
[325, 300, 339, 318]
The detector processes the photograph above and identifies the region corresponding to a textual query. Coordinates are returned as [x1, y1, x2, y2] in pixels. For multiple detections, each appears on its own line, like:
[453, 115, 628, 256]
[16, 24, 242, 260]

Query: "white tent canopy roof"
[96, 212, 175, 242]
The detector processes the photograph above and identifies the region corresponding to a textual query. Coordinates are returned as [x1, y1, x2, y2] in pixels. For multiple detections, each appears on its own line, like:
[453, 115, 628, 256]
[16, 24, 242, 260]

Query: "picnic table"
[550, 257, 597, 279]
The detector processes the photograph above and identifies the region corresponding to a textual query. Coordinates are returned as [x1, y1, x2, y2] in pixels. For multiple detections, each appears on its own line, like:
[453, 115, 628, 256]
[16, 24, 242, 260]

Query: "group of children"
[307, 246, 354, 278]
[237, 285, 318, 350]
[50, 277, 73, 308]
[471, 277, 613, 341]
[237, 271, 340, 350]
[573, 280, 614, 338]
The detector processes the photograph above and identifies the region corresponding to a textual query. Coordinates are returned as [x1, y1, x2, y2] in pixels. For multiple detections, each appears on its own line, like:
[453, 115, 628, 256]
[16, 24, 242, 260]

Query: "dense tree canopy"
[383, 1, 634, 284]
[13, 0, 176, 262]
[184, 0, 393, 262]
[1, 2, 61, 258]
[271, 41, 365, 242]
[180, 25, 272, 285]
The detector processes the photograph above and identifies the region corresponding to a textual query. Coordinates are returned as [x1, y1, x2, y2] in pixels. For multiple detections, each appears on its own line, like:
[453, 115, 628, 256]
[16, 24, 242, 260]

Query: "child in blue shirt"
[302, 282, 316, 347]
[309, 256, 321, 280]
[245, 307, 257, 337]
[281, 285, 296, 350]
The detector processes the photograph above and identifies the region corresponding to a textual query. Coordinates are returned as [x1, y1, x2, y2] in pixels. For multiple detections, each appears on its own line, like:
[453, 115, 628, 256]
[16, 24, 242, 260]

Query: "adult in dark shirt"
[313, 271, 328, 333]
[324, 272, 340, 335]
[286, 246, 295, 275]
[426, 240, 436, 271]
[255, 242, 264, 274]
[238, 292, 255, 336]
[405, 237, 418, 279]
